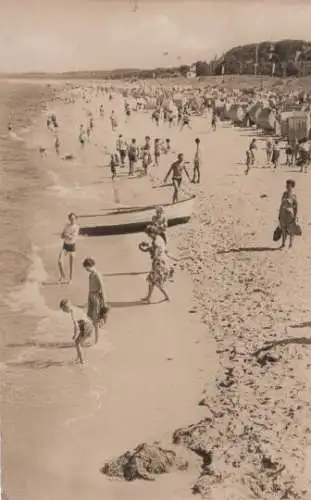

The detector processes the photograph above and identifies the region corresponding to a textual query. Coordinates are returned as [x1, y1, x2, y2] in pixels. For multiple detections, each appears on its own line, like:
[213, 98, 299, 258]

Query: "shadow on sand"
[109, 300, 148, 308]
[104, 271, 147, 277]
[110, 298, 167, 308]
[253, 335, 311, 357]
[6, 341, 74, 349]
[7, 359, 76, 370]
[218, 246, 279, 255]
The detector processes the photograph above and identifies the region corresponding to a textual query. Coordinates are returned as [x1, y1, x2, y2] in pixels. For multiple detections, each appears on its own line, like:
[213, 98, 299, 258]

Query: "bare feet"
[141, 297, 151, 304]
[75, 358, 85, 365]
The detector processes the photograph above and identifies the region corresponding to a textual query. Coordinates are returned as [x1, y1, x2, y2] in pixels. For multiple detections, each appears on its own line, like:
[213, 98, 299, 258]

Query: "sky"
[1, 0, 311, 73]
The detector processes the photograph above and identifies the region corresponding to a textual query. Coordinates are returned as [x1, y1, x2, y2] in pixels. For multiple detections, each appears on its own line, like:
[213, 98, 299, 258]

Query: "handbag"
[293, 222, 302, 236]
[273, 226, 282, 242]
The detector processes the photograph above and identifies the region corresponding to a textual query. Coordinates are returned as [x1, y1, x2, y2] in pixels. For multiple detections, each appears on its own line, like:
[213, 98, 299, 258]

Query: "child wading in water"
[60, 299, 93, 364]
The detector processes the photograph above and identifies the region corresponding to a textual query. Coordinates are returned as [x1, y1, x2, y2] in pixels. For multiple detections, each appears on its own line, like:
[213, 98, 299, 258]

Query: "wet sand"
[2, 80, 311, 499]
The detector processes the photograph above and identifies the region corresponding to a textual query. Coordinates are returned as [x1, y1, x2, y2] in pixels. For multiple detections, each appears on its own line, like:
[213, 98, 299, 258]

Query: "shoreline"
[1, 79, 311, 499]
[1, 82, 216, 500]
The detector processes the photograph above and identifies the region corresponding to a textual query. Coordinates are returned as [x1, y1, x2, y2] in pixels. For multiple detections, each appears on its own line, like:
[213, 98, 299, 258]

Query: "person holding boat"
[164, 153, 191, 204]
[152, 206, 168, 244]
[140, 225, 172, 304]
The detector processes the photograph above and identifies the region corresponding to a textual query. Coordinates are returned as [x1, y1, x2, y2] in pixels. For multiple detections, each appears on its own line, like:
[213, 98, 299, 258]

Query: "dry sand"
[1, 79, 311, 500]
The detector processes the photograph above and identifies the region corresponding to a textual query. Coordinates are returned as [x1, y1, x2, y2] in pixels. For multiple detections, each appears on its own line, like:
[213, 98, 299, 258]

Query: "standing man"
[192, 138, 202, 183]
[58, 213, 79, 284]
[110, 110, 118, 132]
[116, 134, 128, 166]
[164, 153, 191, 203]
[128, 138, 139, 176]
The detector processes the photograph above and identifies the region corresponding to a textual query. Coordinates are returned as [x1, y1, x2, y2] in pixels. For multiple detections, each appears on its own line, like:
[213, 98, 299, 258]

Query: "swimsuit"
[63, 242, 76, 253]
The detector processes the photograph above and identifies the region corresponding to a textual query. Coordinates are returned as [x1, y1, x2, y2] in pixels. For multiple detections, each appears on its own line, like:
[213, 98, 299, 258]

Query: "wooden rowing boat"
[79, 195, 196, 236]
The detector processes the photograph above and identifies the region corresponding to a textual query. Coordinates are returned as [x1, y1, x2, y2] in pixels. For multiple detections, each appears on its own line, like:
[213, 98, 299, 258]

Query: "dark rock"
[101, 443, 188, 481]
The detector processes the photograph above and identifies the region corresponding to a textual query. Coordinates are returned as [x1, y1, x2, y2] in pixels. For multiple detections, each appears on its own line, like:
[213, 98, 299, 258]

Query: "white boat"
[79, 195, 196, 236]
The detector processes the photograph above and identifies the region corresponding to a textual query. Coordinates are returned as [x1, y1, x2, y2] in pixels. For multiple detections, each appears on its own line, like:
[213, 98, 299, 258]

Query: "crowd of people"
[245, 136, 310, 174]
[37, 82, 309, 364]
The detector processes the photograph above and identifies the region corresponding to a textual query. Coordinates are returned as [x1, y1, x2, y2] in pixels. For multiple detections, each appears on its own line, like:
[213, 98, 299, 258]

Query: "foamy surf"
[5, 245, 49, 317]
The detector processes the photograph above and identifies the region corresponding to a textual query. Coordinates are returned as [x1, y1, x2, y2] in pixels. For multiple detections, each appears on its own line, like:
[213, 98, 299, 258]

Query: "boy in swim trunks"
[164, 153, 191, 203]
[192, 138, 202, 183]
[58, 212, 79, 284]
[60, 299, 93, 364]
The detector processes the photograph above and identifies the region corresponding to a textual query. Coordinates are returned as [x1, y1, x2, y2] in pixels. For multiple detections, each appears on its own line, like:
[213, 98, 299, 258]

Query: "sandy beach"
[1, 81, 215, 500]
[2, 78, 311, 500]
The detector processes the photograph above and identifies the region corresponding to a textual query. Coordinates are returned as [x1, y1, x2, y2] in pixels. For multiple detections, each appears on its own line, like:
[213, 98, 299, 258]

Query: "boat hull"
[79, 196, 195, 236]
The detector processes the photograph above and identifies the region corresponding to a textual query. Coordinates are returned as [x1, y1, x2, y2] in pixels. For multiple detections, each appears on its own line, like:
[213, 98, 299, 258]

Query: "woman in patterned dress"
[140, 225, 171, 304]
[278, 179, 298, 249]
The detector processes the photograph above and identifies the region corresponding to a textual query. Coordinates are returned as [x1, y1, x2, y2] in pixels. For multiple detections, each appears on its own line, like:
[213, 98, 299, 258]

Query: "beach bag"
[99, 304, 110, 326]
[293, 222, 302, 236]
[273, 226, 282, 242]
